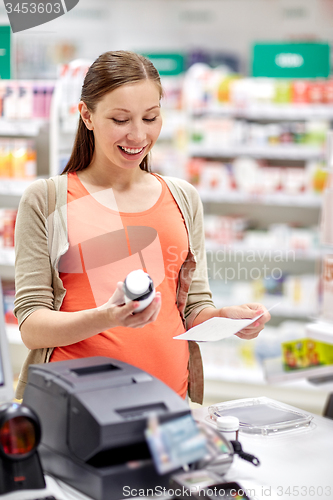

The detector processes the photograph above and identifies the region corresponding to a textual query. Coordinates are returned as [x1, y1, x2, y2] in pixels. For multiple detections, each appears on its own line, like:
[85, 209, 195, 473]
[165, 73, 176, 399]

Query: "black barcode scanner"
[0, 402, 45, 494]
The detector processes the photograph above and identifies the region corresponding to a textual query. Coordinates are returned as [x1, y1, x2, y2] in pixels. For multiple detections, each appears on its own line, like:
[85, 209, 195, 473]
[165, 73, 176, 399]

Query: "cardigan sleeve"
[183, 183, 216, 329]
[13, 179, 55, 328]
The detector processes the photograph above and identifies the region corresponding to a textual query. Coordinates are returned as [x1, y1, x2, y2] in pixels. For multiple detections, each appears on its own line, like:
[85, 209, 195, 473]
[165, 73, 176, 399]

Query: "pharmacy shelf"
[0, 248, 15, 267]
[188, 144, 325, 161]
[306, 321, 333, 344]
[205, 363, 333, 387]
[205, 241, 322, 261]
[200, 352, 333, 414]
[264, 303, 318, 318]
[212, 295, 319, 319]
[6, 324, 28, 376]
[191, 104, 333, 120]
[264, 356, 333, 385]
[0, 178, 36, 197]
[5, 324, 22, 345]
[199, 189, 323, 208]
[201, 377, 332, 415]
[0, 119, 47, 137]
[0, 248, 15, 279]
[204, 365, 265, 384]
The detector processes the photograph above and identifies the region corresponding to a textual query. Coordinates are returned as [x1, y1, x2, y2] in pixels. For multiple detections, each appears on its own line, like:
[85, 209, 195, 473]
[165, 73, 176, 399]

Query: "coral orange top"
[50, 172, 190, 398]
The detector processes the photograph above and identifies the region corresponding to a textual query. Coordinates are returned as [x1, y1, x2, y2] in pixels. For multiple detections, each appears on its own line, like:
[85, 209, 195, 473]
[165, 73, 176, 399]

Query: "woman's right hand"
[20, 282, 162, 350]
[98, 281, 162, 329]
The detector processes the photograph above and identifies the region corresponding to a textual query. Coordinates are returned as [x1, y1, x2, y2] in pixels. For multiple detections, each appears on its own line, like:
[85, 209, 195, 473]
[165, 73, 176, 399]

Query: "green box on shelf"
[252, 42, 330, 79]
[142, 53, 184, 76]
[282, 338, 333, 371]
[0, 26, 11, 79]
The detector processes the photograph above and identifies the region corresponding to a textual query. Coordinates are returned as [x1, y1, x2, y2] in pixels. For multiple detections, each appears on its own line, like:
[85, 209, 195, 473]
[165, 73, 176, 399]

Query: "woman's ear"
[78, 101, 94, 130]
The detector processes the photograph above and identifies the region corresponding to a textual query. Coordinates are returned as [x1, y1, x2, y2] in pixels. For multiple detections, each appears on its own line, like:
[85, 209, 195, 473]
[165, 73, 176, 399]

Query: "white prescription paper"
[173, 304, 279, 342]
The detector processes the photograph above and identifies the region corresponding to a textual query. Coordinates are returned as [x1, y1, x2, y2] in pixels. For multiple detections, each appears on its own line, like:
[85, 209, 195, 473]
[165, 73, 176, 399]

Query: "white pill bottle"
[216, 416, 240, 441]
[123, 270, 155, 313]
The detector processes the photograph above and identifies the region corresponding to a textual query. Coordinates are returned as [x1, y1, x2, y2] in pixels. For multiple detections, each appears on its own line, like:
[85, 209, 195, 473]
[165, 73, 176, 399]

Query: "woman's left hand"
[219, 303, 271, 340]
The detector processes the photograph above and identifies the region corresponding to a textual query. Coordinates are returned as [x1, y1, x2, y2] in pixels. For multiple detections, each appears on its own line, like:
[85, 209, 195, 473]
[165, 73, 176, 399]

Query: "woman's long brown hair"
[62, 51, 163, 174]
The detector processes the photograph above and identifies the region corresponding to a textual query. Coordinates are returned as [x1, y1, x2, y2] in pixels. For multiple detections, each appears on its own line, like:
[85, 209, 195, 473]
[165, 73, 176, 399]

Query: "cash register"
[22, 356, 191, 500]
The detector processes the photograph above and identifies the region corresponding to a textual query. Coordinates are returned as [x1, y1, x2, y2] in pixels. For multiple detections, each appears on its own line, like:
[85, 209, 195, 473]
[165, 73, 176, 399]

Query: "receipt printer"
[23, 357, 191, 500]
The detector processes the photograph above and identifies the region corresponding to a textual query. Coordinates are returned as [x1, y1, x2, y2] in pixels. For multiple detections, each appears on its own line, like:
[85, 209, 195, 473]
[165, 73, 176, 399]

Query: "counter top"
[192, 405, 333, 500]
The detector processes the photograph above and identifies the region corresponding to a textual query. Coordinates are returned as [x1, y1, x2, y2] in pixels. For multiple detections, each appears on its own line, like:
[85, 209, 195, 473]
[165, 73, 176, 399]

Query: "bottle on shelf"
[0, 80, 55, 121]
[0, 138, 37, 180]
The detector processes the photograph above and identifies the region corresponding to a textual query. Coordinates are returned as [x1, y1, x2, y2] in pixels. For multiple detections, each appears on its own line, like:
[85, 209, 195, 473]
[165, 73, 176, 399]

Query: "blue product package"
[144, 414, 208, 475]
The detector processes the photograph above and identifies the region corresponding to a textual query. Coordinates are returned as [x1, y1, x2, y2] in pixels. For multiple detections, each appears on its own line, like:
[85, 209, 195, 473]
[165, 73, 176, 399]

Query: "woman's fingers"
[98, 282, 126, 310]
[119, 293, 162, 328]
[136, 294, 161, 327]
[146, 294, 162, 322]
[236, 317, 268, 338]
[231, 303, 271, 339]
[236, 328, 263, 340]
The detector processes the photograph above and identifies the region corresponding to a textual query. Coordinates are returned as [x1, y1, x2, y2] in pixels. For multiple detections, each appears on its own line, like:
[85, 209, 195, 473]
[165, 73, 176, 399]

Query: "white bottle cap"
[126, 270, 150, 295]
[216, 416, 239, 432]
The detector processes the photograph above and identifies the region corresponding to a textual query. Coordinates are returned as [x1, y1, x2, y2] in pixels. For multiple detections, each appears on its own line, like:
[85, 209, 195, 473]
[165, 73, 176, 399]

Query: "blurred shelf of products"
[0, 279, 27, 378]
[155, 61, 333, 414]
[198, 319, 333, 415]
[0, 80, 55, 188]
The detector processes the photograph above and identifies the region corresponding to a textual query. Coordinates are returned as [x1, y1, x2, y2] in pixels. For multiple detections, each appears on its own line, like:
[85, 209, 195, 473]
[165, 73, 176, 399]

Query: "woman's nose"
[127, 122, 146, 143]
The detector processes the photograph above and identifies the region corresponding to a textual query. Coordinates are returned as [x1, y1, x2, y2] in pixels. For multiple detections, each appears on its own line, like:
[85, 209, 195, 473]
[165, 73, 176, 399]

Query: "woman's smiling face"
[81, 80, 162, 171]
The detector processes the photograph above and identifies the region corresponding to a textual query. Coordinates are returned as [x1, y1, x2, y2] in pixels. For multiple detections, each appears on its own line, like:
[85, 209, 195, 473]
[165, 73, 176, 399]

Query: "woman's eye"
[143, 117, 157, 122]
[112, 118, 128, 124]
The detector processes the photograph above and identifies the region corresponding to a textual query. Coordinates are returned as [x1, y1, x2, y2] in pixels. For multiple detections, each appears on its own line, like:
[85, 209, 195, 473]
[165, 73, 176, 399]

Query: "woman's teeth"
[120, 146, 144, 155]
